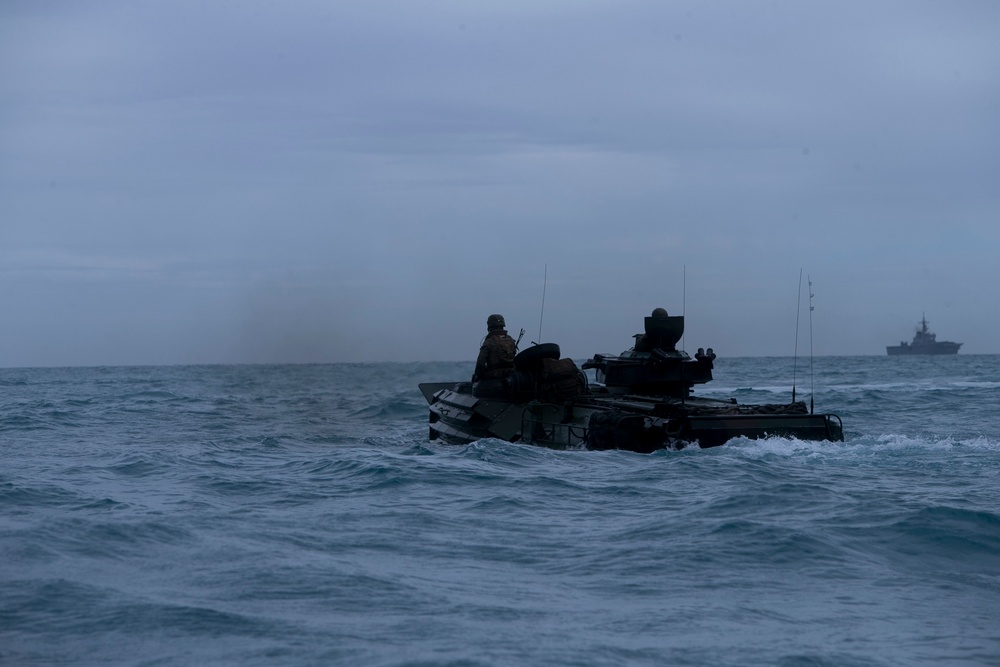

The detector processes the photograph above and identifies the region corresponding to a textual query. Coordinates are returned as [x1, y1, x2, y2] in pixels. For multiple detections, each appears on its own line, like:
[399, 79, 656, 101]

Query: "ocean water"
[2, 356, 999, 666]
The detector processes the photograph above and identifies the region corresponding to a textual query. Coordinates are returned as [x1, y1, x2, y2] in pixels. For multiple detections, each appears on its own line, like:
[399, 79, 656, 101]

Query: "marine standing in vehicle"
[472, 314, 517, 382]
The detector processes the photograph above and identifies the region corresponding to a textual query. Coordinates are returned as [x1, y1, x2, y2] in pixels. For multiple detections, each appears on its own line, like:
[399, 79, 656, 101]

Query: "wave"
[4, 361, 1000, 666]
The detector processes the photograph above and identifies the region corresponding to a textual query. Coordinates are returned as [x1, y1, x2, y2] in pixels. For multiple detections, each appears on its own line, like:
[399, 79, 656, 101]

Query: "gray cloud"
[2, 0, 998, 366]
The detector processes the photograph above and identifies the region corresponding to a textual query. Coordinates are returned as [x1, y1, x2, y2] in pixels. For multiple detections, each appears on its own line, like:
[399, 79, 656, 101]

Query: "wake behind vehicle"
[419, 310, 843, 452]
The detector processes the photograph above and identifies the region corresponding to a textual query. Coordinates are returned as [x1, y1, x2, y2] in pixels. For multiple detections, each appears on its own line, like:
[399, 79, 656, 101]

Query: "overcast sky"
[2, 1, 998, 366]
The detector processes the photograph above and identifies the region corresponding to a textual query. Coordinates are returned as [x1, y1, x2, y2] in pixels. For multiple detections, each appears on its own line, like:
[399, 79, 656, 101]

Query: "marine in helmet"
[473, 314, 517, 382]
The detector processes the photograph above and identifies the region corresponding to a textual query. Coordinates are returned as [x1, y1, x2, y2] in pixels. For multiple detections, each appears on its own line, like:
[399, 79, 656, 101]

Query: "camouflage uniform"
[473, 329, 517, 381]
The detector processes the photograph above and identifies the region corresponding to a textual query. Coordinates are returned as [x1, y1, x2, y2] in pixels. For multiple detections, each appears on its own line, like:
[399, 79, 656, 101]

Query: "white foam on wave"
[721, 432, 1000, 459]
[952, 381, 1000, 389]
[721, 435, 830, 459]
[862, 433, 1000, 452]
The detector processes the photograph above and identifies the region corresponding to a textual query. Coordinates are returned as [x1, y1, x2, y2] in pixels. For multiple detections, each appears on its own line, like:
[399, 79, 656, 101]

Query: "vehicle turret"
[582, 308, 715, 398]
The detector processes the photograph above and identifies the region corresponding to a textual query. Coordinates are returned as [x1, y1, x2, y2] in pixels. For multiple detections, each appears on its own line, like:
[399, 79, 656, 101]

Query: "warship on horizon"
[887, 315, 962, 355]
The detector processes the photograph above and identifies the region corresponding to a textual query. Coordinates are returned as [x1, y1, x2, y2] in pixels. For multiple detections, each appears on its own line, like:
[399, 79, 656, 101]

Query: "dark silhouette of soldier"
[473, 314, 517, 382]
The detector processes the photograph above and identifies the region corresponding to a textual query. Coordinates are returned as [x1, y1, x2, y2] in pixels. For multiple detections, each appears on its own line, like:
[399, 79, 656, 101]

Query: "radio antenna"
[681, 265, 687, 407]
[808, 275, 815, 415]
[792, 269, 802, 404]
[537, 264, 547, 343]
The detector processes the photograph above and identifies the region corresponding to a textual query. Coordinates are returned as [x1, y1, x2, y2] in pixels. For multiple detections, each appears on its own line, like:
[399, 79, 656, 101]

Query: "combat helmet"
[487, 314, 506, 330]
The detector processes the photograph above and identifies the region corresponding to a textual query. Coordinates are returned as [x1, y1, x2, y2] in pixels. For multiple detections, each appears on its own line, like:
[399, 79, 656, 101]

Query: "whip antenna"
[678, 265, 688, 407]
[792, 269, 802, 403]
[537, 264, 547, 343]
[808, 275, 815, 415]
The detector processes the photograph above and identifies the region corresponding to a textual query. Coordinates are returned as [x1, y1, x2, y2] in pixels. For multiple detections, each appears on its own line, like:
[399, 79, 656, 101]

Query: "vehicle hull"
[419, 382, 844, 452]
[886, 342, 961, 355]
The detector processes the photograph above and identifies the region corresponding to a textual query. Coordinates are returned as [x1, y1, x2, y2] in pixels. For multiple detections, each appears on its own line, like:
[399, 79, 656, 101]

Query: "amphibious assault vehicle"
[418, 310, 844, 452]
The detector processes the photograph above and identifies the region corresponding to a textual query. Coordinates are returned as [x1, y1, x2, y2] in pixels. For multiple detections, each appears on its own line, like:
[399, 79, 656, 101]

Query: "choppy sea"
[2, 355, 999, 666]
